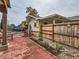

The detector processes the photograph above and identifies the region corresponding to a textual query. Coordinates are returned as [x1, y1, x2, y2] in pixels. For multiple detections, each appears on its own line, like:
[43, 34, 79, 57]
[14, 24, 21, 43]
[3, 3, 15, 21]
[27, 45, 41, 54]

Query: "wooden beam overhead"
[0, 0, 11, 13]
[6, 0, 11, 8]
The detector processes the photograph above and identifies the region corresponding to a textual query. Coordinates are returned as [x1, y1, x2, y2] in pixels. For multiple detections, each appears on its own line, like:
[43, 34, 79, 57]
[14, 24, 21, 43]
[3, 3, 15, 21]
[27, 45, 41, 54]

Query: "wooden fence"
[32, 22, 79, 49]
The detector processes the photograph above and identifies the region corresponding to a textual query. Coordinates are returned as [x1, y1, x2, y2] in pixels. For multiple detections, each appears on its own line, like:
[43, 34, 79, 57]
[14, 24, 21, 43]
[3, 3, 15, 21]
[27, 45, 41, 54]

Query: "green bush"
[37, 39, 49, 49]
[37, 38, 43, 44]
[50, 44, 63, 51]
[38, 38, 43, 41]
[42, 41, 49, 48]
[48, 44, 63, 55]
[33, 37, 63, 55]
[56, 44, 63, 51]
[37, 40, 43, 45]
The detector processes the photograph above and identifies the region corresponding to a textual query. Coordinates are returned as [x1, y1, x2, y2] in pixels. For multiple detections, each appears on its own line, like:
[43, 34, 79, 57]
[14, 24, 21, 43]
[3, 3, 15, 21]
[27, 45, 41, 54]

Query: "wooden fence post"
[52, 24, 54, 41]
[52, 20, 55, 41]
[39, 21, 42, 39]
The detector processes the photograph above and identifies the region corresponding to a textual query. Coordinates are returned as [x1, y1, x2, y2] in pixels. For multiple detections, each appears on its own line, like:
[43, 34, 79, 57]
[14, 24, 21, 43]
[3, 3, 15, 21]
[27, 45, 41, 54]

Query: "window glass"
[34, 22, 36, 27]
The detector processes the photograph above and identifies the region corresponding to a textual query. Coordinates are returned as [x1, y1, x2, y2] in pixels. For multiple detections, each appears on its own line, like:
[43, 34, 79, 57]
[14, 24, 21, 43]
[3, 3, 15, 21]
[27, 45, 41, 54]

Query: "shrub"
[56, 44, 63, 51]
[37, 39, 49, 49]
[38, 38, 43, 41]
[42, 41, 49, 49]
[50, 44, 63, 51]
[48, 44, 63, 55]
[37, 40, 43, 45]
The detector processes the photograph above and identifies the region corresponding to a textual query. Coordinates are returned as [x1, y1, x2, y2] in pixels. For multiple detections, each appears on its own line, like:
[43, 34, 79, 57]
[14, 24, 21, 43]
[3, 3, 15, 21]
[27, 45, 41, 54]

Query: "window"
[34, 22, 37, 27]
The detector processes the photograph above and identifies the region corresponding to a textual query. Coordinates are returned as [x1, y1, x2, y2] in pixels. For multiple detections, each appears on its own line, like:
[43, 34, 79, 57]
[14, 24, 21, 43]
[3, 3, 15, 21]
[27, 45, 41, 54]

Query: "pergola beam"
[0, 0, 11, 46]
[2, 12, 7, 45]
[1, 0, 8, 45]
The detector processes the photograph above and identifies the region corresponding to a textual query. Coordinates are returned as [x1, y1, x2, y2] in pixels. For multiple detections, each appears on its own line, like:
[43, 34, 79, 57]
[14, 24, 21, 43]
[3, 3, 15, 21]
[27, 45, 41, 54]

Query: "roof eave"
[37, 14, 69, 21]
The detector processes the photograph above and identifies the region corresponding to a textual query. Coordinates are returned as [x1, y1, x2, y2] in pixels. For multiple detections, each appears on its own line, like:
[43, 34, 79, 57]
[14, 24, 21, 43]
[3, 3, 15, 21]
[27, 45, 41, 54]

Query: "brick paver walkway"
[0, 33, 55, 59]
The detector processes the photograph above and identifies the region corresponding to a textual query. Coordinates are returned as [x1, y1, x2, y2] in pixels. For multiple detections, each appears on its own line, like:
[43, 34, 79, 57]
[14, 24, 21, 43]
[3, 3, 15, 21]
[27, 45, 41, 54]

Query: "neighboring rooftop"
[27, 14, 69, 20]
[68, 15, 79, 20]
[26, 14, 70, 24]
[37, 14, 69, 20]
[68, 15, 79, 22]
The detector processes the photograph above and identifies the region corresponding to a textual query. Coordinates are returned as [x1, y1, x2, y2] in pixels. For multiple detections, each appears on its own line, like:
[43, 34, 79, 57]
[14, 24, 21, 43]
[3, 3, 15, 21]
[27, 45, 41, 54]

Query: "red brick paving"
[0, 33, 55, 59]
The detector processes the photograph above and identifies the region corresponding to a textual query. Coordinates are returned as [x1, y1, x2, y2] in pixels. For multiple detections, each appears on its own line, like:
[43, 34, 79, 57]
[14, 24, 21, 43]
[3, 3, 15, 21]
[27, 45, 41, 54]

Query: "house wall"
[28, 19, 40, 36]
[30, 20, 39, 31]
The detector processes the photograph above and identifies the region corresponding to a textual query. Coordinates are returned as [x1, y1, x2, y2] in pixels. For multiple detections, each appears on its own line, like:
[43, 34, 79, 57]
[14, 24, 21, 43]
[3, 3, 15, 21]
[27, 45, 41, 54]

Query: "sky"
[0, 0, 79, 25]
